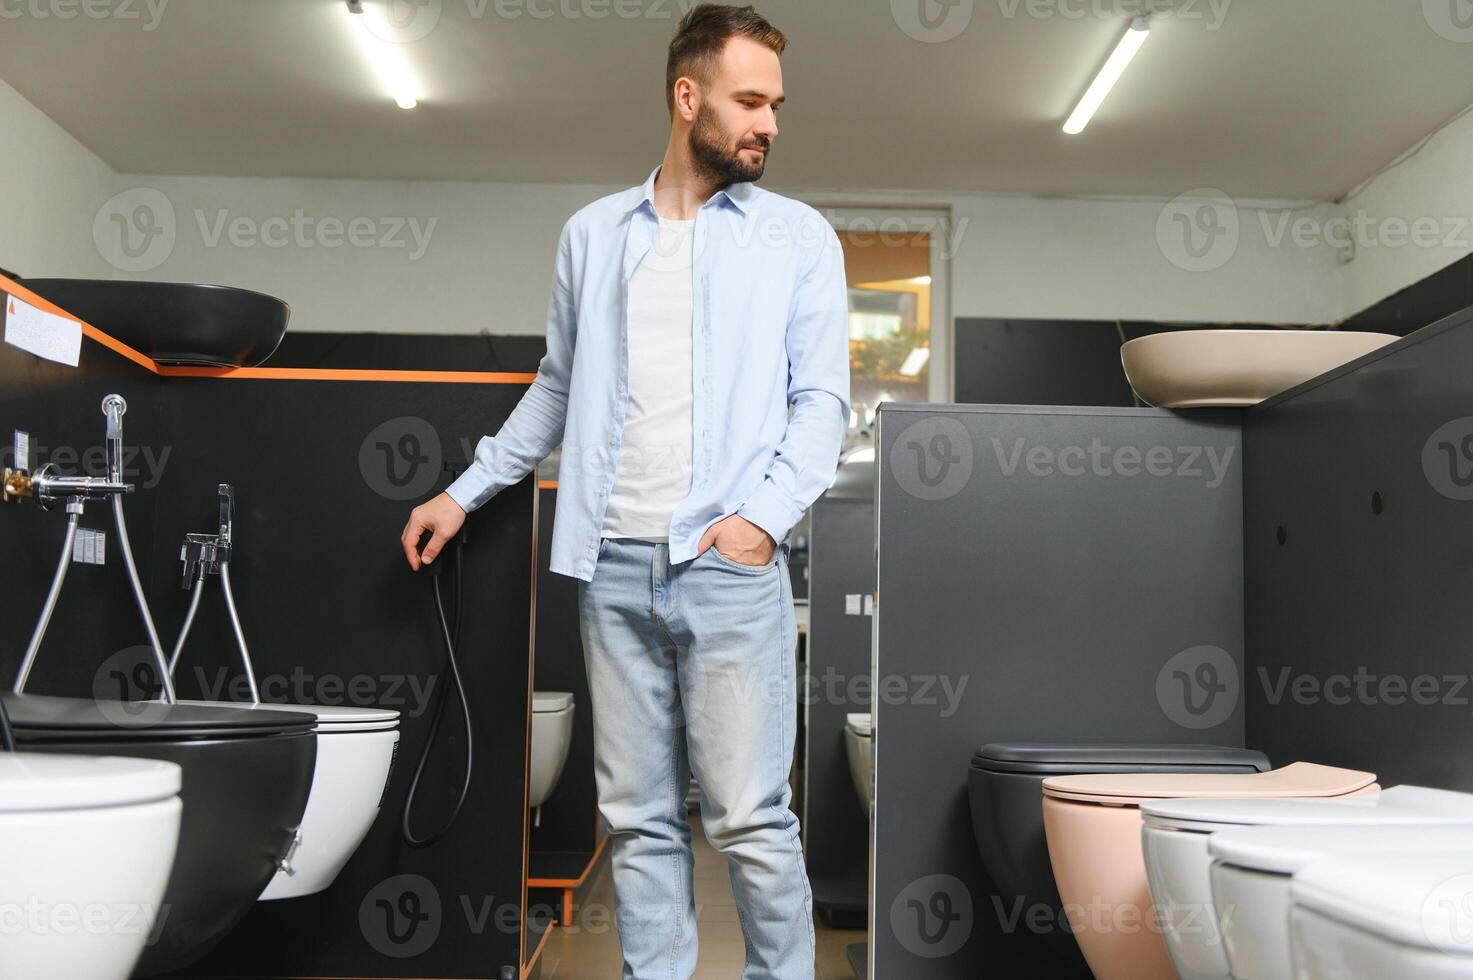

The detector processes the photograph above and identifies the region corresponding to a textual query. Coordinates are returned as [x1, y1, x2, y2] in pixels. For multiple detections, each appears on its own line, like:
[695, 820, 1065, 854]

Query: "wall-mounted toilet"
[1041, 761, 1377, 980]
[530, 691, 575, 810]
[251, 703, 400, 900]
[1290, 848, 1473, 978]
[967, 742, 1271, 969]
[0, 753, 183, 980]
[1207, 804, 1473, 980]
[1141, 784, 1473, 980]
[163, 700, 400, 900]
[1, 692, 316, 977]
[843, 712, 872, 815]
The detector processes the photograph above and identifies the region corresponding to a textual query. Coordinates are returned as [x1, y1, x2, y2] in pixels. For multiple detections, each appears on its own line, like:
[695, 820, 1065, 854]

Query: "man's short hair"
[666, 4, 787, 116]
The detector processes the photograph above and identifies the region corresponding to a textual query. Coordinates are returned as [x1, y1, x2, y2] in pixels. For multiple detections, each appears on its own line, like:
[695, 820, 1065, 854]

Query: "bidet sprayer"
[171, 484, 261, 704]
[8, 394, 177, 703]
[103, 393, 126, 482]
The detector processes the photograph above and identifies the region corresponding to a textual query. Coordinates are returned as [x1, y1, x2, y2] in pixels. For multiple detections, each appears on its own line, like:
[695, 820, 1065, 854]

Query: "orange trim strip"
[1, 272, 537, 385]
[522, 916, 553, 980]
[0, 274, 161, 374]
[155, 365, 537, 383]
[537, 480, 558, 490]
[527, 831, 610, 889]
[82, 323, 161, 373]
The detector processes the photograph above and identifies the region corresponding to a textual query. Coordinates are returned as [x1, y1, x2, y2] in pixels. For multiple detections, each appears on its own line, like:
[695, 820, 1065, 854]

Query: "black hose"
[0, 695, 14, 752]
[401, 538, 474, 848]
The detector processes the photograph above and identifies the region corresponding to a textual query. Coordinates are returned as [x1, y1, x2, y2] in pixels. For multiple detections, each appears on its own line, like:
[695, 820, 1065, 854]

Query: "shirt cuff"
[737, 481, 800, 548]
[445, 465, 493, 513]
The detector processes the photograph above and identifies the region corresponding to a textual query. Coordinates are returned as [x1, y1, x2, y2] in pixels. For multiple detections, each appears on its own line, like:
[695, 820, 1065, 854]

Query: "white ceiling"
[2, 0, 1472, 200]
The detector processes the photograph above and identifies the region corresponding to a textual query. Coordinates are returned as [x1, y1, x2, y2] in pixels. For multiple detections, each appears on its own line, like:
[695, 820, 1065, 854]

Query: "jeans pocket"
[707, 546, 778, 573]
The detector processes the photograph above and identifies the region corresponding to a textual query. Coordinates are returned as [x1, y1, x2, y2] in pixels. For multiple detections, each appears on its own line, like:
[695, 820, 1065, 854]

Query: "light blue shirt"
[446, 166, 852, 581]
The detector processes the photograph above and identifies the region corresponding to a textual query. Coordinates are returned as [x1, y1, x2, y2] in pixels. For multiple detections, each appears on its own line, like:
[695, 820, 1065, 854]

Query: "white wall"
[4, 76, 1468, 336]
[1329, 106, 1473, 320]
[802, 188, 1341, 326]
[108, 174, 609, 336]
[103, 173, 1341, 335]
[0, 77, 116, 279]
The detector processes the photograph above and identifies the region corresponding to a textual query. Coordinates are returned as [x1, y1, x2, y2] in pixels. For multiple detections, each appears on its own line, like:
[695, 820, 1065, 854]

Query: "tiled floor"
[538, 817, 865, 979]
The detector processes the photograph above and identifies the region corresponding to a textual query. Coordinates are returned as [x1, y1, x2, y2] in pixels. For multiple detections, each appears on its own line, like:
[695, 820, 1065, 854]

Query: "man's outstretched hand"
[401, 492, 467, 571]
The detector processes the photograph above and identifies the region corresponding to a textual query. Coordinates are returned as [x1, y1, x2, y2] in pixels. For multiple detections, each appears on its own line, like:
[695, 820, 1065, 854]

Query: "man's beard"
[689, 102, 769, 185]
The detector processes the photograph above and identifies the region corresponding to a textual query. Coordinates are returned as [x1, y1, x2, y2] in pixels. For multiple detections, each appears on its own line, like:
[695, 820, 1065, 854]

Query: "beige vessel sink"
[1120, 329, 1398, 408]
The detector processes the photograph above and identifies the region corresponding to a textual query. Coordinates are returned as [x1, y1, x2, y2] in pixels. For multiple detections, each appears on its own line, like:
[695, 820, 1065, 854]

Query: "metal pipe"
[31, 472, 132, 500]
[112, 492, 177, 704]
[219, 563, 261, 705]
[168, 575, 207, 675]
[99, 394, 177, 704]
[13, 510, 80, 693]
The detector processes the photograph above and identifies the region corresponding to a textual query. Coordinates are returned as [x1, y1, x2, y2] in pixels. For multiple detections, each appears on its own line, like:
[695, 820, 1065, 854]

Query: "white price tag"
[4, 294, 82, 367]
[73, 528, 107, 566]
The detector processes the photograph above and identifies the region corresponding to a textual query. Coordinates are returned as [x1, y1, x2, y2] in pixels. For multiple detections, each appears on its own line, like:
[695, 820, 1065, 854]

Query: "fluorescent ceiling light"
[346, 2, 421, 109]
[1063, 16, 1151, 136]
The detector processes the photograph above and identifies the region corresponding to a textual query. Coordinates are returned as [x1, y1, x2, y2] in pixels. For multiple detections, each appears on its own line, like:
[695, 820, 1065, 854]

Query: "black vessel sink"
[19, 278, 290, 367]
[0, 693, 317, 976]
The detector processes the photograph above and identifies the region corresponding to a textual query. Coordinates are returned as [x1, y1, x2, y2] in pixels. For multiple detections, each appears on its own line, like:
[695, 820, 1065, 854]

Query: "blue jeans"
[577, 537, 815, 980]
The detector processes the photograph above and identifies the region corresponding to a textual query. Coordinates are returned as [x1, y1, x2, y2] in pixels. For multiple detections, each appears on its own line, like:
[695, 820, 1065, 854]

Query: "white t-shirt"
[601, 215, 695, 540]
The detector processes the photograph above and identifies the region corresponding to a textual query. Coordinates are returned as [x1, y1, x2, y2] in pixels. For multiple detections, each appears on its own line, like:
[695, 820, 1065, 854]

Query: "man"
[400, 5, 849, 977]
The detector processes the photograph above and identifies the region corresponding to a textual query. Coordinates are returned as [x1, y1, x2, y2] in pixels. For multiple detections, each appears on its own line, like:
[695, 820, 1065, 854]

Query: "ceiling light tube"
[346, 2, 422, 109]
[1063, 16, 1151, 135]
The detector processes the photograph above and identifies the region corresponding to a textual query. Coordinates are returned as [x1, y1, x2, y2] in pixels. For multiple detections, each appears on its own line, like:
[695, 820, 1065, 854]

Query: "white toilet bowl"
[530, 691, 575, 809]
[843, 712, 873, 815]
[1205, 795, 1473, 980]
[1141, 785, 1473, 980]
[0, 753, 182, 980]
[1290, 847, 1473, 978]
[258, 703, 401, 900]
[163, 699, 401, 901]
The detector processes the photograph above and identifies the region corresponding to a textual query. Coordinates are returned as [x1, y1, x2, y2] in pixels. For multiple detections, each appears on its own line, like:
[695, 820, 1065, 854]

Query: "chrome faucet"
[171, 483, 261, 704]
[6, 394, 177, 702]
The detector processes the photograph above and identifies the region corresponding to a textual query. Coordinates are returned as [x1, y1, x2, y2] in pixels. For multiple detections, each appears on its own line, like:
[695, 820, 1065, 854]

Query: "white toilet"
[530, 691, 575, 810]
[1140, 785, 1473, 980]
[258, 703, 401, 900]
[1209, 809, 1473, 980]
[162, 699, 401, 901]
[1290, 847, 1473, 978]
[843, 712, 873, 815]
[0, 753, 183, 980]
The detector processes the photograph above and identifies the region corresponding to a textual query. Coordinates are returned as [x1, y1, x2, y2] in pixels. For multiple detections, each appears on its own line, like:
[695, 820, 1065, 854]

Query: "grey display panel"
[804, 495, 876, 916]
[1245, 308, 1473, 789]
[872, 403, 1245, 978]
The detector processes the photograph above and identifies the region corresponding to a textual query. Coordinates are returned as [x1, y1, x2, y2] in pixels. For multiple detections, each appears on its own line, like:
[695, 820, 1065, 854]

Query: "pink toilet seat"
[1040, 762, 1377, 980]
[1043, 761, 1377, 806]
